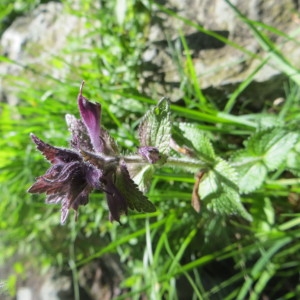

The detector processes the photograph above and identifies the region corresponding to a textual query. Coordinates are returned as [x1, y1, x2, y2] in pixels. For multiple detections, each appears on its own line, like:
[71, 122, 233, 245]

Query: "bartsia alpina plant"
[28, 82, 157, 224]
[28, 81, 253, 225]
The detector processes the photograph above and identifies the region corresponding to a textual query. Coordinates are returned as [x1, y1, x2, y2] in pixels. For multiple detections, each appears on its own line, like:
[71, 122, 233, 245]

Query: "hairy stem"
[122, 155, 207, 172]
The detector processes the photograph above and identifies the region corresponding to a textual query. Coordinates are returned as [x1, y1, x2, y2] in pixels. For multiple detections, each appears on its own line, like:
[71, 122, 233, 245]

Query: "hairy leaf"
[199, 158, 252, 221]
[177, 123, 215, 161]
[231, 129, 298, 193]
[127, 164, 155, 193]
[138, 97, 171, 157]
[286, 140, 300, 176]
[231, 152, 268, 193]
[115, 162, 156, 213]
[246, 128, 298, 171]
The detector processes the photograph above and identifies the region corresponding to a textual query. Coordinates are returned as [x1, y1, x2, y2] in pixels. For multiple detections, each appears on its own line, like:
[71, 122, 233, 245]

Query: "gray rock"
[0, 1, 94, 105]
[139, 0, 300, 104]
[1, 0, 298, 107]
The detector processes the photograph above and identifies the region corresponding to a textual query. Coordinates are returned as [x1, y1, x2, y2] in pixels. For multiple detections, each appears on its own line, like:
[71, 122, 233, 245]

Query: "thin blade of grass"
[179, 31, 207, 106]
[154, 3, 258, 58]
[236, 236, 292, 300]
[225, 0, 300, 85]
[223, 56, 270, 113]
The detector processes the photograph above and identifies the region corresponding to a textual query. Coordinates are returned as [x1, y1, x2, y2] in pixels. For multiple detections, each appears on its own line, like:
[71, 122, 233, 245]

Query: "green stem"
[122, 155, 207, 172]
[165, 156, 207, 171]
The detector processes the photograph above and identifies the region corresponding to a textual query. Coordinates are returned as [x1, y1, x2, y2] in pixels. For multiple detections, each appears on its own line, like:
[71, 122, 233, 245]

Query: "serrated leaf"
[177, 123, 215, 160]
[286, 140, 300, 176]
[115, 162, 156, 213]
[246, 113, 283, 129]
[199, 158, 252, 221]
[231, 129, 298, 193]
[246, 129, 298, 171]
[206, 190, 251, 221]
[127, 163, 155, 193]
[138, 97, 171, 156]
[231, 152, 268, 193]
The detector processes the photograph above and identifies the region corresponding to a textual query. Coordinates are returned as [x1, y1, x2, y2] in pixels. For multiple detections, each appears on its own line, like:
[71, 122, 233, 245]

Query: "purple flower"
[28, 134, 102, 224]
[28, 82, 155, 224]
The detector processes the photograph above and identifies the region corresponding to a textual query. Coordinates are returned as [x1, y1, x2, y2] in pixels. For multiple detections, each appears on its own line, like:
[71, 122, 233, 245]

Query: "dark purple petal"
[63, 186, 92, 224]
[58, 167, 90, 224]
[64, 167, 89, 204]
[85, 164, 104, 190]
[71, 187, 91, 210]
[28, 177, 65, 195]
[77, 81, 102, 152]
[28, 137, 101, 223]
[28, 167, 67, 194]
[48, 183, 92, 224]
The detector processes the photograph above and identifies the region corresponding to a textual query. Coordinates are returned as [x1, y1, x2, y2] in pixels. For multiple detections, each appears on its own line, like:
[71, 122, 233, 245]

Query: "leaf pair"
[231, 128, 299, 193]
[129, 97, 171, 192]
[175, 123, 252, 221]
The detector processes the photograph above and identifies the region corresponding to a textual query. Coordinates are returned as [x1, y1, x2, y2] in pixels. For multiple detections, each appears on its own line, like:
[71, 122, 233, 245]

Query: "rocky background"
[2, 0, 300, 108]
[1, 0, 299, 299]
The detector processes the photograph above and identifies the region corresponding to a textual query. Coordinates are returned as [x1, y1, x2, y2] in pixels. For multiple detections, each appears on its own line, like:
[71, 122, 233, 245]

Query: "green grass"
[1, 0, 300, 299]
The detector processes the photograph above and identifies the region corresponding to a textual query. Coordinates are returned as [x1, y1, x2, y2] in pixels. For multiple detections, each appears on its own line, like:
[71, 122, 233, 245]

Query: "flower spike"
[28, 81, 156, 224]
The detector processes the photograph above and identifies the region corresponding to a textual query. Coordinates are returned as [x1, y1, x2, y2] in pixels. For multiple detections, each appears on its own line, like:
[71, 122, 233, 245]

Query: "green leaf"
[127, 164, 155, 193]
[244, 113, 284, 130]
[286, 140, 300, 176]
[138, 97, 171, 156]
[246, 128, 298, 171]
[116, 163, 156, 213]
[199, 158, 252, 221]
[177, 123, 215, 161]
[231, 152, 268, 193]
[231, 129, 298, 193]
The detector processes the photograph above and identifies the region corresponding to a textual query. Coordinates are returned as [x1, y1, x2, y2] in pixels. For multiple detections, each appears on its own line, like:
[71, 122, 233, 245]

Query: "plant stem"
[165, 156, 207, 171]
[122, 155, 207, 172]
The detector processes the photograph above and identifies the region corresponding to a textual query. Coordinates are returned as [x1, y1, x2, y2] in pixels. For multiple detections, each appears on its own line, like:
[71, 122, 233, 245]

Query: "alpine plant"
[28, 82, 157, 224]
